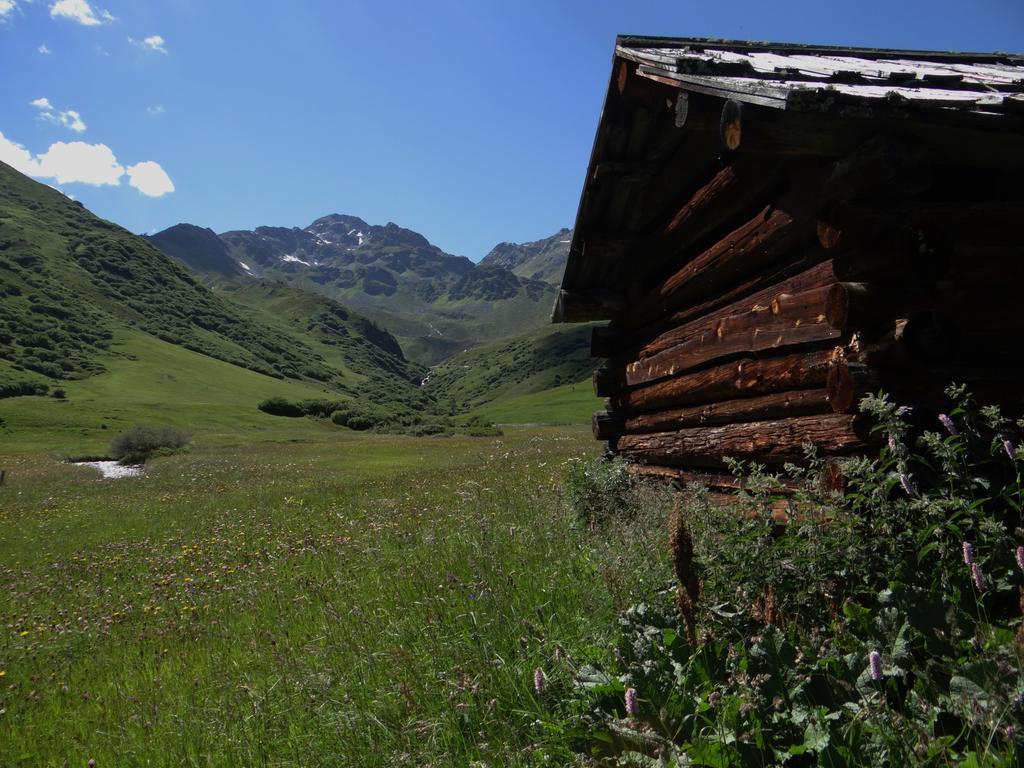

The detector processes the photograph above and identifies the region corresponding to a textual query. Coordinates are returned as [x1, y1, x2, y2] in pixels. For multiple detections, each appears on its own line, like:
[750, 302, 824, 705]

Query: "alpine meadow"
[3, 2, 1024, 767]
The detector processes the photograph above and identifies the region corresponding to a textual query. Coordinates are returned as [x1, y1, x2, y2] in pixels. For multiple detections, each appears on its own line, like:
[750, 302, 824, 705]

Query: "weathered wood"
[590, 326, 622, 358]
[612, 347, 839, 412]
[614, 388, 833, 436]
[635, 258, 839, 345]
[717, 100, 1024, 167]
[820, 200, 1024, 252]
[615, 59, 673, 110]
[552, 289, 625, 323]
[592, 410, 627, 440]
[825, 282, 932, 331]
[624, 130, 725, 235]
[614, 413, 870, 468]
[720, 99, 869, 156]
[646, 200, 812, 319]
[636, 158, 787, 281]
[625, 285, 838, 386]
[593, 367, 624, 398]
[826, 361, 879, 413]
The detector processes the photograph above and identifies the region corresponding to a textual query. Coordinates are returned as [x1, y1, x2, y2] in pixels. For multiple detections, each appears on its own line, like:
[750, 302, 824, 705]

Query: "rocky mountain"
[146, 223, 245, 277]
[479, 227, 572, 285]
[148, 216, 570, 365]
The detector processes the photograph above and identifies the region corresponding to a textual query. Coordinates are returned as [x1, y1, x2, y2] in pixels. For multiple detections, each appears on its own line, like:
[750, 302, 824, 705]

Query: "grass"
[427, 323, 599, 412]
[471, 379, 599, 425]
[0, 425, 623, 766]
[0, 329, 351, 456]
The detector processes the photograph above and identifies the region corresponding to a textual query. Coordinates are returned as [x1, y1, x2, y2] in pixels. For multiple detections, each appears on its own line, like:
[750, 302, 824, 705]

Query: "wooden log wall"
[586, 73, 1024, 488]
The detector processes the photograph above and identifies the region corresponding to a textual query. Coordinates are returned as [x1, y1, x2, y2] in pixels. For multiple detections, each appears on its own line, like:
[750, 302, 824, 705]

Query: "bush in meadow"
[110, 425, 191, 464]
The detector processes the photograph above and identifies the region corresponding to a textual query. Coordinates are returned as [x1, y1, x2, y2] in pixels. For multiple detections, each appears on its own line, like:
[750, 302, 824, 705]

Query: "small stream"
[73, 460, 144, 479]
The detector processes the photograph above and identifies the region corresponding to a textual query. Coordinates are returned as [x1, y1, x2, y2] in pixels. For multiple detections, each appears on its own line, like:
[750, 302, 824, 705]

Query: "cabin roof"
[554, 36, 1024, 323]
[615, 36, 1024, 113]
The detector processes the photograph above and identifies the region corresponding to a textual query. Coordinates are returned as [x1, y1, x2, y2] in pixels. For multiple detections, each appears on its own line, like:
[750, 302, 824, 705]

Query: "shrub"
[563, 455, 632, 527]
[257, 396, 304, 417]
[298, 398, 343, 418]
[561, 386, 1024, 766]
[51, 388, 66, 399]
[110, 425, 191, 465]
[0, 379, 49, 399]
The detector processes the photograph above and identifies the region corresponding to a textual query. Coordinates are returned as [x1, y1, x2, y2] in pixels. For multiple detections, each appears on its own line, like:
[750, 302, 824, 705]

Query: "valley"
[0, 159, 600, 457]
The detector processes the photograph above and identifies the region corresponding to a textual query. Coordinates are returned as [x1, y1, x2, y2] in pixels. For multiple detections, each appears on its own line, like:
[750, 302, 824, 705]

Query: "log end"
[720, 99, 743, 152]
[826, 361, 859, 413]
[592, 410, 626, 441]
[825, 282, 849, 330]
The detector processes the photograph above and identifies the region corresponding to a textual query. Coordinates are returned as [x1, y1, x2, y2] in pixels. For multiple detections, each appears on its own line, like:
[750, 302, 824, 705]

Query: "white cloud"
[0, 0, 17, 21]
[49, 0, 112, 26]
[142, 34, 166, 53]
[126, 161, 174, 197]
[146, 105, 165, 116]
[60, 109, 87, 132]
[36, 141, 123, 185]
[130, 34, 167, 53]
[30, 97, 88, 133]
[39, 43, 51, 54]
[1, 130, 174, 197]
[0, 132, 42, 177]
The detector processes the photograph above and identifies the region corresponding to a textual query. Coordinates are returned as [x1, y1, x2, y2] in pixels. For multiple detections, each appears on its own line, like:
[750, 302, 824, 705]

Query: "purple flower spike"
[625, 687, 638, 716]
[1016, 546, 1024, 574]
[938, 413, 958, 435]
[900, 472, 916, 496]
[1004, 438, 1017, 461]
[868, 650, 883, 681]
[533, 668, 544, 695]
[962, 541, 975, 566]
[971, 562, 986, 591]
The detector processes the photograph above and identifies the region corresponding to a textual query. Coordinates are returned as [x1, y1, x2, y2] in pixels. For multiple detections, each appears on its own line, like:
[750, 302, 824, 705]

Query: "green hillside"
[425, 322, 601, 412]
[0, 161, 433, 445]
[0, 329, 347, 454]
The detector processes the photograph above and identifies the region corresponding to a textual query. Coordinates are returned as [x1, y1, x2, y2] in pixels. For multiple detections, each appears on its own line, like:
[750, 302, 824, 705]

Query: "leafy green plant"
[563, 455, 633, 527]
[110, 425, 191, 464]
[562, 386, 1024, 766]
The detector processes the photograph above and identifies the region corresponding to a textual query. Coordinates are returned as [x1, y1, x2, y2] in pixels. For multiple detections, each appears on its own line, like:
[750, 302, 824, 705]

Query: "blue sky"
[1, 1, 1022, 259]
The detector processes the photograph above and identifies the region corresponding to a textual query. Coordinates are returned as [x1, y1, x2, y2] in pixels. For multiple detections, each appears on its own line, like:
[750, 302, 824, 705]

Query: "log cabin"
[554, 36, 1024, 489]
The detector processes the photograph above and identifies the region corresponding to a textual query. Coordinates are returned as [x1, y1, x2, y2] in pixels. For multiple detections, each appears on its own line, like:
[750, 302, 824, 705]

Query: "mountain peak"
[479, 227, 572, 285]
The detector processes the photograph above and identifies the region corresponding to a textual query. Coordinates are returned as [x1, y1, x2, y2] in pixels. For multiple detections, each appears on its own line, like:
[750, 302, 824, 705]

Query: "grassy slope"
[0, 329, 347, 455]
[0, 427, 614, 767]
[426, 323, 600, 412]
[470, 380, 600, 425]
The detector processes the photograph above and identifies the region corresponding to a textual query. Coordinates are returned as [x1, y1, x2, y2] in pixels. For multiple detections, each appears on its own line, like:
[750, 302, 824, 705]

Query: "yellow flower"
[0, 670, 6, 678]
[18, 631, 29, 637]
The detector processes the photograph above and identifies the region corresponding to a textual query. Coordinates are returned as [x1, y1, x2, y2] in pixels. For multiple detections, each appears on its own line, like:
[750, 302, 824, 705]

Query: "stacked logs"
[587, 93, 1024, 489]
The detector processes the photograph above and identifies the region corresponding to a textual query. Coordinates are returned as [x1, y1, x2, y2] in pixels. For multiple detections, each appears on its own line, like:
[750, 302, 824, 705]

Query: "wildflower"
[900, 472, 916, 496]
[962, 541, 975, 566]
[533, 668, 544, 695]
[1006, 725, 1016, 740]
[887, 434, 897, 452]
[938, 413, 957, 435]
[1016, 546, 1024, 574]
[868, 650, 883, 681]
[625, 687, 638, 716]
[971, 562, 986, 591]
[1003, 438, 1017, 460]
